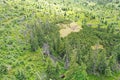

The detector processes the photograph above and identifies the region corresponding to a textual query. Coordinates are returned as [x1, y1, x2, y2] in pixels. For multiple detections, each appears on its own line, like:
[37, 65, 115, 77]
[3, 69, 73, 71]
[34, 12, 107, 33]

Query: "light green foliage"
[0, 0, 120, 80]
[65, 52, 88, 80]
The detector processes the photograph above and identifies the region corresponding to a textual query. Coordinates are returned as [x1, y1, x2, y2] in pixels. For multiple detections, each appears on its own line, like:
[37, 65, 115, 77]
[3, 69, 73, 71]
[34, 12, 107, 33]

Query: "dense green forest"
[0, 0, 120, 80]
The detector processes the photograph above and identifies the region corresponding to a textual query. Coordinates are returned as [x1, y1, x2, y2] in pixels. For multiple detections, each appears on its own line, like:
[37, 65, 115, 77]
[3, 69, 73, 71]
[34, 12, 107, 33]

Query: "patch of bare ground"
[91, 44, 104, 50]
[58, 22, 82, 38]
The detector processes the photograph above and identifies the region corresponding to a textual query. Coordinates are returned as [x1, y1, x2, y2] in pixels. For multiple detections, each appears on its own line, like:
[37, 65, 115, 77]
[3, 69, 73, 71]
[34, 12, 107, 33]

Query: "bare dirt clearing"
[58, 22, 82, 38]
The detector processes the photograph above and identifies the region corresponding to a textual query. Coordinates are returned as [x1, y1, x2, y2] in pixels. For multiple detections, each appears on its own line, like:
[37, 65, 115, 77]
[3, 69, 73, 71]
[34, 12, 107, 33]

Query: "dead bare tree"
[42, 43, 50, 56]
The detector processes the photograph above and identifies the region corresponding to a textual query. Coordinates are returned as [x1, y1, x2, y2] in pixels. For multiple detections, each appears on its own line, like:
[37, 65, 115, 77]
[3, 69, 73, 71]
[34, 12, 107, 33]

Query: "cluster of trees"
[61, 25, 120, 79]
[28, 21, 120, 79]
[18, 0, 120, 79]
[0, 0, 120, 80]
[28, 19, 60, 53]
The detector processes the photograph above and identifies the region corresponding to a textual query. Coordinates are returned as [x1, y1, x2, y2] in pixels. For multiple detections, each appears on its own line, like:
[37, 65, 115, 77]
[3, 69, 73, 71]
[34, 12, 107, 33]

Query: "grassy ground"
[89, 73, 120, 80]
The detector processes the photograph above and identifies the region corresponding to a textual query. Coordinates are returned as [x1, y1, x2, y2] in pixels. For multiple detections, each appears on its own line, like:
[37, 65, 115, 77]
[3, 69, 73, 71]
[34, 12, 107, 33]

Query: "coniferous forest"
[0, 0, 120, 80]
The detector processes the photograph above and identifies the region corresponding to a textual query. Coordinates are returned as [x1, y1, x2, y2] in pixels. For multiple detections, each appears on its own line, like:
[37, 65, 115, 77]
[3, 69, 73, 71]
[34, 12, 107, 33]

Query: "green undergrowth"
[89, 72, 120, 80]
[0, 0, 120, 80]
[0, 48, 48, 79]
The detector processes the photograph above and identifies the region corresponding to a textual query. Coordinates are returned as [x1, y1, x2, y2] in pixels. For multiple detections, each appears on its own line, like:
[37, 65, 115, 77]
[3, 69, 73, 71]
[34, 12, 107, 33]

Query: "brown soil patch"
[58, 22, 82, 38]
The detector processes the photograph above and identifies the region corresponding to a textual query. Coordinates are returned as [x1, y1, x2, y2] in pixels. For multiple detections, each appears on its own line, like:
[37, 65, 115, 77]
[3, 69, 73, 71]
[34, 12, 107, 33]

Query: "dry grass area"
[91, 44, 104, 50]
[58, 22, 82, 38]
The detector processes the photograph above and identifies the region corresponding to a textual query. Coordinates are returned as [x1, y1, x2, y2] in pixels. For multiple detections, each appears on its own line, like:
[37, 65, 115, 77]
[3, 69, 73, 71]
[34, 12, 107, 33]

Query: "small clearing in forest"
[58, 22, 82, 38]
[91, 44, 104, 50]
